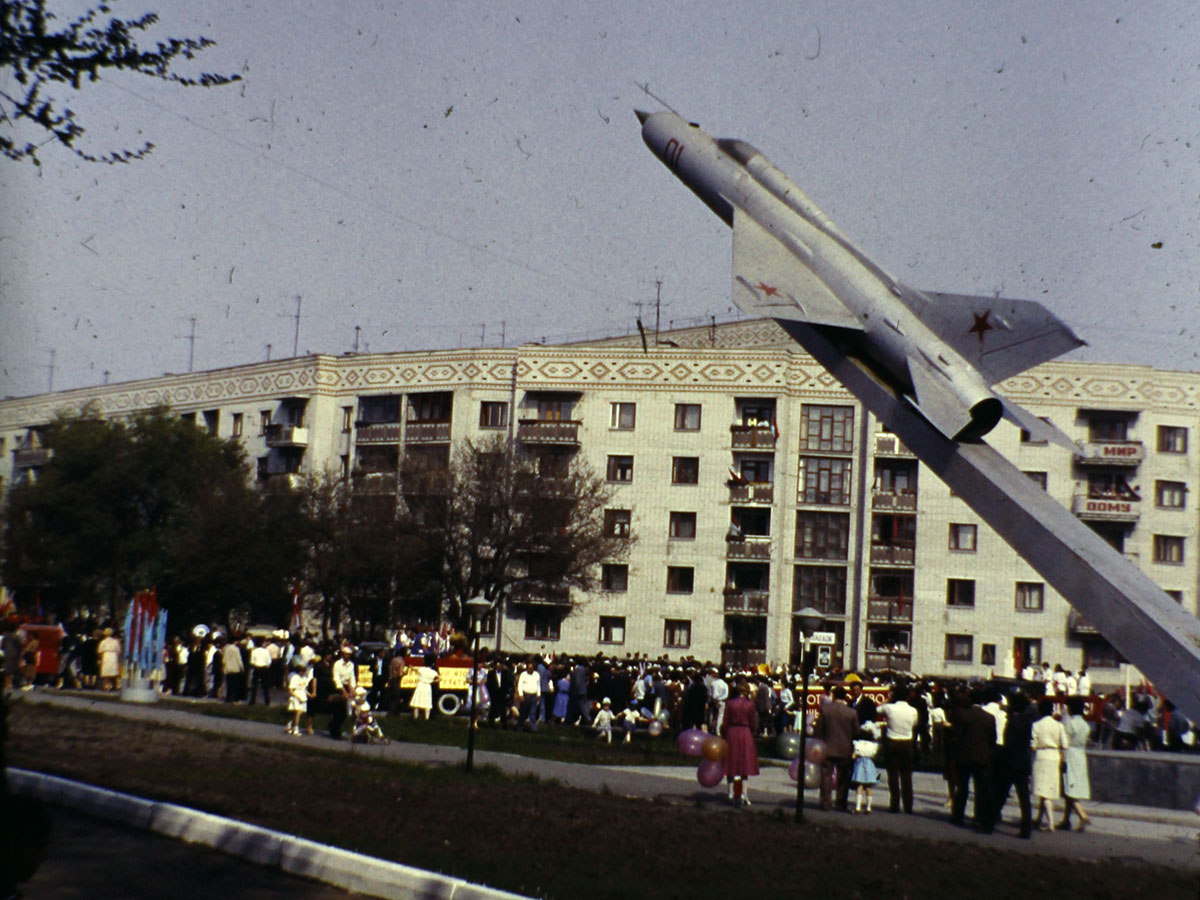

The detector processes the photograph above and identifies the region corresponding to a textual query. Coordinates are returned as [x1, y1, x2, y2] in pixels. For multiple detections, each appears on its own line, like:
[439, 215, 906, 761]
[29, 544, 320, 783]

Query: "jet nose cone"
[635, 109, 650, 125]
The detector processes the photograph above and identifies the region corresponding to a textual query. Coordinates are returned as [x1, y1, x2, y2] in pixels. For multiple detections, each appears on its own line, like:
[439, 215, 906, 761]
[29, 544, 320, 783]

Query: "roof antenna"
[634, 82, 681, 116]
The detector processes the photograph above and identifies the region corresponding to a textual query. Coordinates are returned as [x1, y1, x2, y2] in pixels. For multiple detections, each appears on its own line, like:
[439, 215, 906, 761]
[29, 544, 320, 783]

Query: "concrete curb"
[8, 768, 532, 900]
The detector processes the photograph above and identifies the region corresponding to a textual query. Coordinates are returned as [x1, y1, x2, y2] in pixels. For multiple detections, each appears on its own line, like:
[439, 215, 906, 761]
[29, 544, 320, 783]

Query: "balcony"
[517, 419, 581, 446]
[867, 597, 913, 622]
[723, 589, 769, 614]
[263, 424, 309, 448]
[1067, 609, 1102, 636]
[355, 422, 402, 444]
[1072, 492, 1141, 523]
[871, 490, 917, 511]
[1075, 441, 1145, 467]
[405, 421, 452, 444]
[874, 434, 914, 457]
[729, 482, 774, 504]
[508, 584, 571, 607]
[726, 539, 771, 560]
[720, 646, 767, 669]
[13, 446, 52, 468]
[864, 650, 912, 672]
[870, 544, 915, 565]
[730, 425, 776, 450]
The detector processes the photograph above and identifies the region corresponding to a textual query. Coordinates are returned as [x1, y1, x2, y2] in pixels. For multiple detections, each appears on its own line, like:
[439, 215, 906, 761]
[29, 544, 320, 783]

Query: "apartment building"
[3, 319, 1197, 685]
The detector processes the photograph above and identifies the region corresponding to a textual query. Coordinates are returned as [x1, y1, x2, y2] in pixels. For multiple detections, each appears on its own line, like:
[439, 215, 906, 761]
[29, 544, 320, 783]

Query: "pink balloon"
[787, 757, 801, 782]
[696, 758, 725, 788]
[676, 728, 708, 757]
[805, 737, 828, 765]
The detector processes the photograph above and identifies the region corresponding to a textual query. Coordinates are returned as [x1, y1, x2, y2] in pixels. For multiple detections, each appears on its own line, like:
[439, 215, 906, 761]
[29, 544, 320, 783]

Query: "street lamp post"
[793, 605, 825, 824]
[464, 595, 492, 772]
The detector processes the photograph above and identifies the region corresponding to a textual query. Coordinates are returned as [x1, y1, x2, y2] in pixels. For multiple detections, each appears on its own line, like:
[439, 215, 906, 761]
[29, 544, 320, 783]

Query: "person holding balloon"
[720, 680, 760, 807]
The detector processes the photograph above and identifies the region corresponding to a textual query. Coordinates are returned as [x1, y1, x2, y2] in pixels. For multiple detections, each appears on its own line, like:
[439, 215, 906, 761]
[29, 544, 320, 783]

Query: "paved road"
[21, 807, 362, 900]
[17, 692, 1200, 871]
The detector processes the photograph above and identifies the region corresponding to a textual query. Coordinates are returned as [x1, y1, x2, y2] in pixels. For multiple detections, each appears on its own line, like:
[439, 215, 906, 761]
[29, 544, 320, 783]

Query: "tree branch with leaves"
[1, 0, 240, 165]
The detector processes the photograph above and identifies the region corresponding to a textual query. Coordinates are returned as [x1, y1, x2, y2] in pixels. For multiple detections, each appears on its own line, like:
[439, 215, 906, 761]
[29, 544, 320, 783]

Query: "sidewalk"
[14, 691, 1200, 870]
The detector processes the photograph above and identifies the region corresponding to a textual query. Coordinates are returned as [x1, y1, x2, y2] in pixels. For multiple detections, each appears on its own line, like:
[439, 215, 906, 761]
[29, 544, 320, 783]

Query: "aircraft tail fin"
[917, 291, 1086, 385]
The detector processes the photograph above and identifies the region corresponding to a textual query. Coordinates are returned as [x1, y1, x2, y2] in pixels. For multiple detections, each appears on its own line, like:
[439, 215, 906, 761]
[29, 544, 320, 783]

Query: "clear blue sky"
[2, 0, 1197, 396]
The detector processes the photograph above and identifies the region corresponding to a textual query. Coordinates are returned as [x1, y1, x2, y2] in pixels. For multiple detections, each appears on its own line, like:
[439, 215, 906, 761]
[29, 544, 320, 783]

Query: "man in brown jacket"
[815, 686, 861, 811]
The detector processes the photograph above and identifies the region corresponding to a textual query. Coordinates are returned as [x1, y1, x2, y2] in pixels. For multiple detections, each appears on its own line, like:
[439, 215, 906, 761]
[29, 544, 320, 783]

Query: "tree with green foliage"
[1, 0, 240, 165]
[399, 438, 630, 630]
[1, 405, 300, 627]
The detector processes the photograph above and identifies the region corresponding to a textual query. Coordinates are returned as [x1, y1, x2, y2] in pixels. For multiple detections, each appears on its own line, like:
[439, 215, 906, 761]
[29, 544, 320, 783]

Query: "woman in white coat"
[1059, 695, 1092, 831]
[1030, 698, 1068, 829]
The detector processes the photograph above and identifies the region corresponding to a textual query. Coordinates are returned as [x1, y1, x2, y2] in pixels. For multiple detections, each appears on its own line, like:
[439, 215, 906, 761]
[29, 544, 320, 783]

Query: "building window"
[798, 456, 852, 505]
[666, 566, 694, 594]
[1019, 419, 1051, 444]
[664, 619, 691, 649]
[1082, 637, 1123, 669]
[1088, 417, 1131, 443]
[949, 523, 977, 552]
[606, 455, 634, 483]
[231, 412, 244, 437]
[610, 402, 636, 430]
[256, 456, 269, 482]
[674, 403, 701, 431]
[341, 406, 353, 432]
[598, 616, 626, 644]
[1157, 425, 1188, 453]
[1015, 582, 1045, 611]
[873, 459, 916, 494]
[1155, 480, 1186, 509]
[479, 401, 508, 429]
[604, 508, 631, 537]
[409, 392, 452, 423]
[801, 405, 855, 453]
[1013, 637, 1042, 671]
[602, 564, 628, 592]
[981, 643, 996, 666]
[525, 609, 561, 641]
[737, 456, 772, 484]
[944, 634, 973, 663]
[792, 565, 847, 615]
[259, 410, 272, 435]
[669, 511, 696, 539]
[672, 456, 699, 484]
[202, 409, 219, 435]
[1153, 535, 1185, 565]
[795, 511, 850, 560]
[947, 579, 976, 608]
[358, 395, 401, 424]
[340, 454, 349, 481]
[1023, 470, 1047, 490]
[1165, 589, 1184, 604]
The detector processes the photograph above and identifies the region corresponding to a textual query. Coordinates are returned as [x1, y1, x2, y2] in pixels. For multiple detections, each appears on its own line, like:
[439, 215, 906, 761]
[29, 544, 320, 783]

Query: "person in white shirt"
[248, 640, 272, 706]
[877, 684, 919, 813]
[516, 659, 542, 731]
[329, 645, 357, 739]
[286, 655, 314, 735]
[1076, 668, 1091, 698]
[708, 670, 729, 732]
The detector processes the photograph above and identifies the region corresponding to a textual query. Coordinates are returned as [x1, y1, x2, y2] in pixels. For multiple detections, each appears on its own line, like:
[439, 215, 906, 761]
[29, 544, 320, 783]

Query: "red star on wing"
[756, 282, 779, 297]
[967, 310, 993, 344]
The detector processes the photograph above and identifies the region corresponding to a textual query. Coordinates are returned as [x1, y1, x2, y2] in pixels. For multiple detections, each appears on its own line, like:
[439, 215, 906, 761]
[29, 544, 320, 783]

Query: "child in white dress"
[593, 698, 616, 743]
[851, 722, 881, 814]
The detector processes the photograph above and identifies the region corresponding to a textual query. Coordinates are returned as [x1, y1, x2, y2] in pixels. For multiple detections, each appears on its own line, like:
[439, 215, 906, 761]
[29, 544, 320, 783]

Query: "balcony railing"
[864, 650, 912, 671]
[355, 422, 402, 444]
[723, 589, 769, 613]
[726, 539, 771, 560]
[263, 424, 309, 448]
[1072, 492, 1141, 522]
[508, 585, 571, 606]
[871, 490, 917, 511]
[867, 597, 913, 622]
[874, 434, 914, 456]
[12, 447, 52, 468]
[517, 419, 581, 446]
[1075, 441, 1144, 466]
[405, 421, 452, 443]
[730, 425, 776, 450]
[869, 544, 915, 565]
[729, 482, 774, 504]
[720, 645, 767, 669]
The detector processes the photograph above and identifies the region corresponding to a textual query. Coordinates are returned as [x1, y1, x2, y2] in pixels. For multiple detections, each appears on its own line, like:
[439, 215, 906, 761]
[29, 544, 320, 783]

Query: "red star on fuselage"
[756, 282, 779, 297]
[968, 310, 993, 344]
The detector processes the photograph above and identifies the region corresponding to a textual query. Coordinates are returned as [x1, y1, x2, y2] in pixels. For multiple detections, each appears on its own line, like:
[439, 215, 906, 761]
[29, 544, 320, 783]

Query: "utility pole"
[46, 348, 55, 393]
[266, 343, 272, 362]
[292, 296, 302, 357]
[175, 318, 197, 372]
[480, 322, 486, 346]
[654, 279, 662, 344]
[354, 325, 361, 353]
[500, 320, 506, 348]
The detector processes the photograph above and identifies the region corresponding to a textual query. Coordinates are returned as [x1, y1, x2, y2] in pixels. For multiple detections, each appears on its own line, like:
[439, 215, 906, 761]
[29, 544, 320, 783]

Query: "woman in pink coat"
[721, 680, 760, 807]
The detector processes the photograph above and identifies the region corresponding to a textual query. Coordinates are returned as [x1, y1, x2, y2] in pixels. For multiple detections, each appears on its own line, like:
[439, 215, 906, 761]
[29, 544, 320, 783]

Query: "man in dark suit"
[486, 659, 513, 727]
[950, 688, 998, 832]
[847, 677, 877, 726]
[992, 689, 1037, 837]
[815, 686, 861, 811]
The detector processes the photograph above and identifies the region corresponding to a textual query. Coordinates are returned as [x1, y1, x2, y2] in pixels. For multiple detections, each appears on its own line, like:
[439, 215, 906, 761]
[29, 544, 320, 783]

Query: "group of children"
[592, 697, 665, 744]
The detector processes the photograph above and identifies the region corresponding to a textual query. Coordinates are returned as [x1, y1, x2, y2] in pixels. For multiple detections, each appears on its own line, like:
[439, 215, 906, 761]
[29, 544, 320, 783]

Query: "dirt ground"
[7, 702, 1197, 900]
